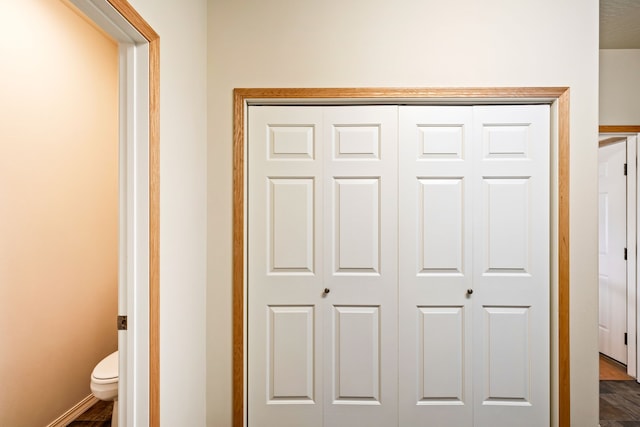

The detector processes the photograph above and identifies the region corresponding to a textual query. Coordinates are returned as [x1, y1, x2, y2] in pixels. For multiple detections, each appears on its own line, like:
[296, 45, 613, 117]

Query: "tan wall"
[600, 49, 640, 125]
[0, 1, 118, 426]
[207, 1, 600, 426]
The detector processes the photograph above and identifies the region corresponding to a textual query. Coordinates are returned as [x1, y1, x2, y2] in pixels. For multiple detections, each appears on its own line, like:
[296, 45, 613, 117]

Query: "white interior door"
[470, 105, 550, 427]
[398, 106, 474, 427]
[598, 139, 627, 364]
[248, 107, 324, 427]
[248, 104, 550, 427]
[398, 105, 550, 427]
[248, 106, 398, 427]
[321, 106, 398, 427]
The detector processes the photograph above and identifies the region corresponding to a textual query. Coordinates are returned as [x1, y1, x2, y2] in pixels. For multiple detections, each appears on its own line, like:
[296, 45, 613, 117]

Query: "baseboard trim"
[46, 394, 98, 427]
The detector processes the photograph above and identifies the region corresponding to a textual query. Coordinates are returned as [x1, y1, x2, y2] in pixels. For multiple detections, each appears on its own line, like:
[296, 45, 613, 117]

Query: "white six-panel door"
[248, 106, 398, 427]
[398, 106, 474, 427]
[470, 106, 550, 427]
[248, 107, 324, 427]
[598, 140, 627, 364]
[321, 107, 398, 427]
[248, 104, 550, 427]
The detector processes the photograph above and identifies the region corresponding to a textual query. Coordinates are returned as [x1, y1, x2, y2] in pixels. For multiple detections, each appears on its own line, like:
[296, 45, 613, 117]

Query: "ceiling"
[600, 0, 640, 48]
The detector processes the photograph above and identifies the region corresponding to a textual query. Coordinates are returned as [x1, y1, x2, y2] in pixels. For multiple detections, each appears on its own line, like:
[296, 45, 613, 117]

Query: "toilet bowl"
[90, 351, 119, 427]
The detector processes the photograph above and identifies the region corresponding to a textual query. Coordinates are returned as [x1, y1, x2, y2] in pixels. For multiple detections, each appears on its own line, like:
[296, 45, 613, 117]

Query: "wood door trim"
[600, 125, 640, 133]
[599, 137, 628, 148]
[233, 87, 571, 427]
[105, 1, 160, 425]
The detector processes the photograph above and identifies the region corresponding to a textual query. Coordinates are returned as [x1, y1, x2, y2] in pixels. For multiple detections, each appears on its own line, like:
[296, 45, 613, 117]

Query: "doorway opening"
[64, 0, 159, 425]
[598, 127, 640, 425]
[597, 133, 637, 377]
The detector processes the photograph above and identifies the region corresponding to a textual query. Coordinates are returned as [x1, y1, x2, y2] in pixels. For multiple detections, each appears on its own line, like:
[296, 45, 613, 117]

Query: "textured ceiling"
[601, 0, 640, 48]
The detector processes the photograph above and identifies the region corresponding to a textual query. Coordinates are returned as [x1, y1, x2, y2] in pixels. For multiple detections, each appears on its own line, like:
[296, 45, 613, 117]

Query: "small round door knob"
[467, 288, 473, 295]
[324, 288, 331, 294]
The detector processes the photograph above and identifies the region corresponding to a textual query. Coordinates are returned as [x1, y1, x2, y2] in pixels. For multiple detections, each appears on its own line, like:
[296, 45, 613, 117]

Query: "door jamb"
[65, 0, 160, 425]
[233, 87, 571, 427]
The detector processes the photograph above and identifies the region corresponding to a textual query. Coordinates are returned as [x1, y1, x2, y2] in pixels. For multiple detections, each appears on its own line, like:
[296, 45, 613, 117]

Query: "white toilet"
[90, 351, 119, 427]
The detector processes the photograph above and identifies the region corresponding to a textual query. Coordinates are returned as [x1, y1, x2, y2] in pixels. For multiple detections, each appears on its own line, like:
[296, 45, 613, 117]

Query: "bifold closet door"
[398, 107, 474, 427]
[248, 107, 325, 427]
[398, 105, 550, 427]
[321, 107, 398, 427]
[247, 106, 398, 427]
[470, 106, 550, 427]
[248, 104, 550, 427]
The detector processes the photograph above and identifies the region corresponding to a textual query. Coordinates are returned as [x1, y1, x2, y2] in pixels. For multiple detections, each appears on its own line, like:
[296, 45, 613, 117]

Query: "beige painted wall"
[207, 1, 600, 426]
[125, 0, 209, 425]
[600, 49, 640, 125]
[0, 1, 118, 426]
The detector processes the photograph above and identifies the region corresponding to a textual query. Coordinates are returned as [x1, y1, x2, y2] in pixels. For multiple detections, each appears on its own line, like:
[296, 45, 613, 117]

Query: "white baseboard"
[46, 394, 99, 427]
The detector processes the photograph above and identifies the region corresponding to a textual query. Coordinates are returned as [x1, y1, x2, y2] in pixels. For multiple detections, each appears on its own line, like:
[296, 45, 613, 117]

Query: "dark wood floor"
[67, 400, 112, 427]
[600, 354, 640, 426]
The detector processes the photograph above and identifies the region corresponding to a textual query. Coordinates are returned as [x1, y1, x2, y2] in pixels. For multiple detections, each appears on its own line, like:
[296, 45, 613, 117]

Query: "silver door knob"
[467, 288, 473, 295]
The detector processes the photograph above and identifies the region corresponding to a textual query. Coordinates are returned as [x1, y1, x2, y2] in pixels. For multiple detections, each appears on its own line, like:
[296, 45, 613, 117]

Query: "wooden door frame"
[67, 1, 160, 425]
[233, 87, 570, 427]
[105, 2, 160, 425]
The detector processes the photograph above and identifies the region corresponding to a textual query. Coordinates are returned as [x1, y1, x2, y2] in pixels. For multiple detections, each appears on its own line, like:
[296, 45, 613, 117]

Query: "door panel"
[268, 178, 315, 273]
[268, 306, 315, 402]
[248, 107, 324, 427]
[399, 106, 474, 427]
[332, 306, 380, 402]
[323, 106, 398, 427]
[333, 178, 380, 273]
[598, 140, 627, 364]
[418, 306, 466, 403]
[418, 178, 464, 274]
[483, 178, 530, 273]
[481, 306, 531, 403]
[472, 105, 550, 427]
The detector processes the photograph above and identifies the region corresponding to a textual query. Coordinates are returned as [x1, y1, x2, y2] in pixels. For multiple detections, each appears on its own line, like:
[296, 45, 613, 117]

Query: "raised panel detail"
[482, 125, 529, 159]
[419, 178, 464, 275]
[268, 178, 314, 274]
[333, 178, 380, 274]
[333, 306, 380, 404]
[268, 306, 315, 403]
[482, 306, 531, 405]
[418, 125, 464, 159]
[268, 126, 314, 159]
[418, 306, 465, 404]
[333, 125, 380, 159]
[483, 178, 530, 275]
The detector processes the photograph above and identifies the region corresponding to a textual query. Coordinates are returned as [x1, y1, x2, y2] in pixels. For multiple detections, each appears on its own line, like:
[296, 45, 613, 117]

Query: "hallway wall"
[207, 1, 600, 426]
[600, 49, 640, 125]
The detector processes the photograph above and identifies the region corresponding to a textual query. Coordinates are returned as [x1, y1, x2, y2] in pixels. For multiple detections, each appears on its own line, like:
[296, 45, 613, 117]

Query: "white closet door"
[248, 106, 398, 427]
[471, 105, 550, 427]
[248, 106, 325, 427]
[398, 106, 474, 427]
[322, 106, 398, 427]
[248, 104, 550, 427]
